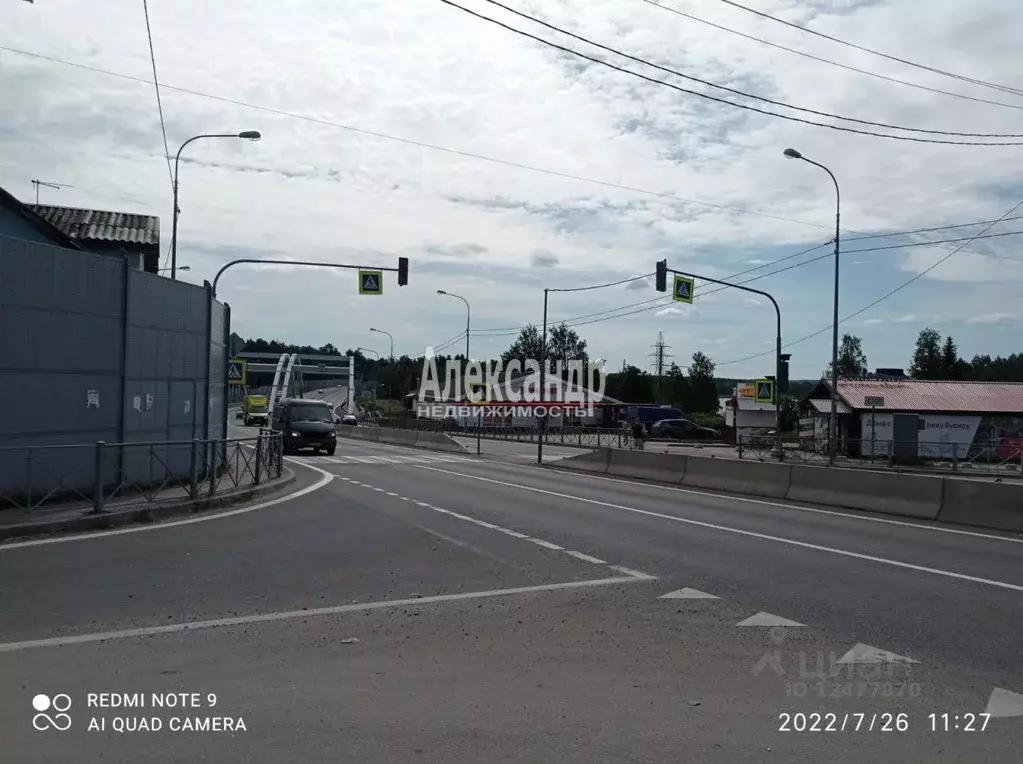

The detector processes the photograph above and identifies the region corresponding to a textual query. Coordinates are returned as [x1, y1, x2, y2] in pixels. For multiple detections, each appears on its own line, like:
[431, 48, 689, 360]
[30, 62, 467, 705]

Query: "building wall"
[0, 206, 62, 245]
[0, 235, 228, 496]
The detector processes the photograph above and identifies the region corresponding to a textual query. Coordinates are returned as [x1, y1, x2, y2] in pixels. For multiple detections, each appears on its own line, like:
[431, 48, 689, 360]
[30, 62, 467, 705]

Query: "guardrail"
[374, 418, 635, 448]
[739, 435, 1023, 476]
[0, 433, 284, 515]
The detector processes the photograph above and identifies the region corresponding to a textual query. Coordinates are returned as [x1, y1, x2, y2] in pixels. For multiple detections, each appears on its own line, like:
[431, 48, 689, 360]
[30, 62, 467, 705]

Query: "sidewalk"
[0, 467, 296, 542]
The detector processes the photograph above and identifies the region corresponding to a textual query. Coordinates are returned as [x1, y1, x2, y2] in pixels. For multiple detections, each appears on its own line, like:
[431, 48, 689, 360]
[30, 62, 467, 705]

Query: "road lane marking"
[565, 550, 606, 564]
[529, 539, 564, 551]
[0, 458, 335, 550]
[0, 574, 656, 653]
[736, 612, 804, 627]
[659, 588, 717, 599]
[330, 475, 626, 575]
[835, 643, 917, 664]
[415, 466, 1023, 593]
[449, 457, 1023, 545]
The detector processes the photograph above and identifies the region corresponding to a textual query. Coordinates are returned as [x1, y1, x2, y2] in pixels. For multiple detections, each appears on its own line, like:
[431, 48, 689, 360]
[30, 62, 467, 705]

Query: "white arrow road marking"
[659, 588, 719, 599]
[835, 643, 919, 664]
[984, 688, 1023, 718]
[736, 612, 804, 627]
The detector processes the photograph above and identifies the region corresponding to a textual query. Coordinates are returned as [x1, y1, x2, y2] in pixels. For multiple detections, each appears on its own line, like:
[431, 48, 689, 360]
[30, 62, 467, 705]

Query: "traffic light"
[397, 257, 408, 286]
[655, 259, 667, 292]
[779, 353, 791, 393]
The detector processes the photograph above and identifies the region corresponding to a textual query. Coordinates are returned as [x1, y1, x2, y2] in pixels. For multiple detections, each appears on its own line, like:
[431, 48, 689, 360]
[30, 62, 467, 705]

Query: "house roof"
[807, 398, 852, 415]
[29, 204, 160, 248]
[809, 379, 1023, 414]
[0, 186, 85, 250]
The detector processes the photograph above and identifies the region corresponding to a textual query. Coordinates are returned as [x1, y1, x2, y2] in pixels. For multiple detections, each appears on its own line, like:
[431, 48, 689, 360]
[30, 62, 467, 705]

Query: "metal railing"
[739, 435, 1023, 475]
[0, 432, 284, 515]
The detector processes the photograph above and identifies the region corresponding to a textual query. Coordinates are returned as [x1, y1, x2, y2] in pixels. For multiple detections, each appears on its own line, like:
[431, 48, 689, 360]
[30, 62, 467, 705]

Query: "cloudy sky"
[3, 0, 1022, 379]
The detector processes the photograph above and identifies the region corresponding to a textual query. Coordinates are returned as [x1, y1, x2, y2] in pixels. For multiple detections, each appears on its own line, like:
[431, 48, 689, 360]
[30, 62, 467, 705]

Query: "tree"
[909, 328, 943, 379]
[687, 351, 718, 413]
[824, 334, 868, 378]
[605, 365, 654, 403]
[940, 335, 966, 380]
[501, 325, 543, 366]
[546, 323, 589, 377]
[662, 362, 690, 409]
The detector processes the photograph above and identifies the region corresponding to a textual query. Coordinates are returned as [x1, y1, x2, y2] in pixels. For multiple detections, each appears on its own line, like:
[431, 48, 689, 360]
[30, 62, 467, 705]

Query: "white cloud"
[625, 275, 653, 290]
[966, 312, 1017, 325]
[2, 0, 1021, 380]
[655, 304, 699, 317]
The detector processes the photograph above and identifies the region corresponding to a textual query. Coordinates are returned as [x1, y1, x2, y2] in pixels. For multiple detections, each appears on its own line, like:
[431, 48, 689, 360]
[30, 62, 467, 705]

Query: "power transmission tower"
[648, 332, 673, 403]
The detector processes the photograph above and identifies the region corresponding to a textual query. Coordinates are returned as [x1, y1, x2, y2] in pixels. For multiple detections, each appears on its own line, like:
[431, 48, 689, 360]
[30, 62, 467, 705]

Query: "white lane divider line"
[565, 550, 606, 565]
[331, 475, 642, 579]
[415, 466, 1023, 594]
[529, 539, 564, 551]
[0, 574, 656, 653]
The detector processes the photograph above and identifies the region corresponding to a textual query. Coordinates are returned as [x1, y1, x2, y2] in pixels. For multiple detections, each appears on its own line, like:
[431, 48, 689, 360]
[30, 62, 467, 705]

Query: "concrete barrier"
[335, 426, 380, 443]
[607, 450, 687, 483]
[683, 456, 791, 498]
[785, 464, 942, 520]
[414, 431, 470, 454]
[553, 449, 611, 474]
[937, 478, 1023, 532]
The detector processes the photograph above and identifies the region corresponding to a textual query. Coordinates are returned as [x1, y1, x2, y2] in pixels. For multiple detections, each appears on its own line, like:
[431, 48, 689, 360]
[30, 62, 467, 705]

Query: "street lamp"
[356, 346, 380, 359]
[370, 327, 395, 402]
[784, 147, 841, 464]
[437, 290, 471, 361]
[171, 131, 262, 280]
[158, 265, 189, 274]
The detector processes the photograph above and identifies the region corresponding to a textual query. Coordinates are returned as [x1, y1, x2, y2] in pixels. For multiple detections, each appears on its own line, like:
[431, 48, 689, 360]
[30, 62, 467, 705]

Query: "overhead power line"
[716, 196, 1023, 368]
[472, 0, 1023, 137]
[438, 0, 1023, 146]
[713, 0, 1023, 99]
[635, 0, 1023, 111]
[141, 0, 175, 273]
[845, 215, 1023, 241]
[7, 44, 1021, 237]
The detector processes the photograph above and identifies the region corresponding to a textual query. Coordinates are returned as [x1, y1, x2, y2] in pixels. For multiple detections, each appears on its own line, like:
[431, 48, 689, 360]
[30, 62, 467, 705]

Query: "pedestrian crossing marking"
[293, 453, 474, 466]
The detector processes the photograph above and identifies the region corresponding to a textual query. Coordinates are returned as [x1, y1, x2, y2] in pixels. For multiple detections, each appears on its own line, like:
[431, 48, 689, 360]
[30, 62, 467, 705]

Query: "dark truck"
[271, 398, 338, 455]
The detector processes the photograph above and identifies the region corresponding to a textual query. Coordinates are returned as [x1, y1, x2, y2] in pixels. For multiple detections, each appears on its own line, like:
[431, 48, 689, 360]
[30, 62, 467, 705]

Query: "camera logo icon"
[32, 694, 72, 731]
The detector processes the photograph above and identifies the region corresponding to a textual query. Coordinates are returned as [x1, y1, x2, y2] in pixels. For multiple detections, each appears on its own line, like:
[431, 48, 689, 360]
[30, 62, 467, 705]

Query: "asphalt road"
[1, 431, 1021, 762]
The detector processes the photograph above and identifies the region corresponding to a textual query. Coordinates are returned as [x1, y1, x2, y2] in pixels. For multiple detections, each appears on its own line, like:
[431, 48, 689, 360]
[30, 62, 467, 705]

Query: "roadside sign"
[227, 358, 247, 386]
[754, 378, 774, 403]
[864, 395, 885, 408]
[672, 275, 695, 304]
[738, 383, 755, 399]
[359, 270, 383, 295]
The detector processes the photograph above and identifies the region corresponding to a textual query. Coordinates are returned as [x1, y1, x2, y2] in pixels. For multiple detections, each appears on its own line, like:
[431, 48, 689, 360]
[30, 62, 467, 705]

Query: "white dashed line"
[332, 474, 633, 578]
[529, 539, 564, 551]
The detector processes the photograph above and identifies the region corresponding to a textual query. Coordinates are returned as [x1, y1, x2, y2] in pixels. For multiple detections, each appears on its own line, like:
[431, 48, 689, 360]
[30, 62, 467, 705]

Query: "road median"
[336, 425, 468, 454]
[549, 450, 1023, 532]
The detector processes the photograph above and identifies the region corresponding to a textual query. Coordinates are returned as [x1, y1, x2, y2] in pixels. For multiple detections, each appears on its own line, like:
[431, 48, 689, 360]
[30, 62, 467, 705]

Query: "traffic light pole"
[659, 262, 784, 460]
[212, 257, 408, 297]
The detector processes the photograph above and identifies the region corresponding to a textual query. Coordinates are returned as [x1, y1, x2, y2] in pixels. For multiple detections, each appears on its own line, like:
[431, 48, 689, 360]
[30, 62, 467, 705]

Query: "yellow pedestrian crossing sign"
[359, 270, 383, 295]
[672, 275, 695, 304]
[755, 378, 774, 403]
[227, 358, 247, 386]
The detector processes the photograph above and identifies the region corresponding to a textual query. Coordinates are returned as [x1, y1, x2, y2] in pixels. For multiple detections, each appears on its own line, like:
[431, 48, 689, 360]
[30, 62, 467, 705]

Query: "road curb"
[0, 469, 298, 542]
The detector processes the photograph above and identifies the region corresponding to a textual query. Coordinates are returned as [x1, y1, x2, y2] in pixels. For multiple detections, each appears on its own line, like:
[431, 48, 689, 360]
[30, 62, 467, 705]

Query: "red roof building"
[808, 379, 1023, 415]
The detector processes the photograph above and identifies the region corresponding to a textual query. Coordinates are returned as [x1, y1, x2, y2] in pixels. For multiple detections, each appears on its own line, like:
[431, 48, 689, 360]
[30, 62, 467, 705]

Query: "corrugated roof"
[808, 398, 852, 415]
[28, 205, 159, 246]
[827, 379, 1023, 414]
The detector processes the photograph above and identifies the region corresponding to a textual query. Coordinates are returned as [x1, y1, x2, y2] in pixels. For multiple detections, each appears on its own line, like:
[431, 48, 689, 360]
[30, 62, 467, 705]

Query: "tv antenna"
[30, 179, 75, 204]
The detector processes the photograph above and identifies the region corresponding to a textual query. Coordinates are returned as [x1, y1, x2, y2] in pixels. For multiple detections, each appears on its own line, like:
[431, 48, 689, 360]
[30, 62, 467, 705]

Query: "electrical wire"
[635, 0, 1023, 111]
[843, 231, 1023, 260]
[845, 215, 1023, 241]
[713, 0, 1023, 99]
[548, 273, 655, 293]
[141, 0, 175, 272]
[715, 196, 1023, 367]
[438, 0, 1023, 146]
[474, 0, 1023, 137]
[8, 44, 1020, 237]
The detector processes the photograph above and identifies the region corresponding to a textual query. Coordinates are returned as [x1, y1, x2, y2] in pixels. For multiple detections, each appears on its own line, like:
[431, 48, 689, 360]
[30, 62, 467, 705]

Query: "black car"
[271, 398, 338, 455]
[649, 418, 719, 440]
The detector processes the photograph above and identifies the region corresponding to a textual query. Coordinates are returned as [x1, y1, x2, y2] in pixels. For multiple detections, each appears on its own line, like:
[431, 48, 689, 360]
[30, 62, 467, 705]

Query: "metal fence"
[739, 435, 1023, 475]
[0, 432, 283, 514]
